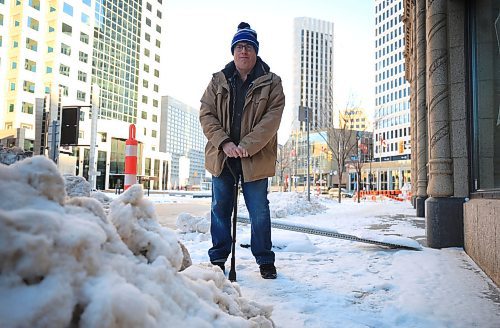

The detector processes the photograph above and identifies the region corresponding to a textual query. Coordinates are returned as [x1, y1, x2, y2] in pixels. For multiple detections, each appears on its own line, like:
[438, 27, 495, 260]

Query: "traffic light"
[398, 140, 404, 154]
[60, 106, 80, 145]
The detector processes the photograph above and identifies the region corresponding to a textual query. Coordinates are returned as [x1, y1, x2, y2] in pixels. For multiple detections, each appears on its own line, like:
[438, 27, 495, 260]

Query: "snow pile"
[0, 146, 31, 165]
[64, 174, 91, 198]
[0, 156, 274, 327]
[176, 212, 211, 234]
[239, 191, 328, 219]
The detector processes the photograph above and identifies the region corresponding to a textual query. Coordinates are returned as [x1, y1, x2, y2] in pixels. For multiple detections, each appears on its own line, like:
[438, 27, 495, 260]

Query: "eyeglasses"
[234, 44, 254, 53]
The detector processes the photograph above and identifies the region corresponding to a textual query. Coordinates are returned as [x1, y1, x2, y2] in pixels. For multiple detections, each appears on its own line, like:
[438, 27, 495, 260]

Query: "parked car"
[341, 188, 354, 198]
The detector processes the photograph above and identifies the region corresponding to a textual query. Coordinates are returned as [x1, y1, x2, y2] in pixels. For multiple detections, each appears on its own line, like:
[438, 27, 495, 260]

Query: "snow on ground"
[177, 192, 500, 328]
[1, 155, 499, 327]
[0, 156, 273, 327]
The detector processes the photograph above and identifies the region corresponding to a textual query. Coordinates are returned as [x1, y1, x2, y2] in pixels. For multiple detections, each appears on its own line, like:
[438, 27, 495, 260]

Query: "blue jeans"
[208, 165, 275, 265]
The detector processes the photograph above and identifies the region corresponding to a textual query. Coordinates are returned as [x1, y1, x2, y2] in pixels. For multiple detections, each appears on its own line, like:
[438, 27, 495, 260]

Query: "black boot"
[211, 261, 225, 274]
[259, 263, 277, 279]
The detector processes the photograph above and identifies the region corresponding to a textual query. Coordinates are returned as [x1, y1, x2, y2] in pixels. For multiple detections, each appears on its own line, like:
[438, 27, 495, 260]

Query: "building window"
[141, 111, 147, 119]
[77, 90, 86, 101]
[26, 37, 37, 51]
[29, 0, 40, 8]
[23, 80, 35, 93]
[21, 102, 34, 114]
[11, 61, 17, 69]
[152, 114, 157, 123]
[8, 104, 14, 112]
[81, 13, 90, 25]
[10, 82, 15, 91]
[471, 1, 500, 191]
[61, 43, 71, 56]
[78, 71, 87, 82]
[59, 84, 68, 96]
[25, 59, 36, 72]
[62, 22, 72, 36]
[63, 2, 73, 16]
[59, 64, 70, 76]
[27, 17, 39, 30]
[79, 51, 88, 63]
[80, 32, 89, 44]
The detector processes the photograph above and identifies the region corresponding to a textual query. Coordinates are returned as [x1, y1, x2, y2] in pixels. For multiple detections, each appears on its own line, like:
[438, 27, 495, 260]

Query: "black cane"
[226, 162, 239, 282]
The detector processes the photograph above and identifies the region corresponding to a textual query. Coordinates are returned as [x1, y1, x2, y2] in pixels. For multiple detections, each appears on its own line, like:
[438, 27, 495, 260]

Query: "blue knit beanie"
[231, 22, 259, 54]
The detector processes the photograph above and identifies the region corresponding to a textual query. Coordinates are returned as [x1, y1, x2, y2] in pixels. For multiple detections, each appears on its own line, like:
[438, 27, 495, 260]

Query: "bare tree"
[327, 108, 360, 202]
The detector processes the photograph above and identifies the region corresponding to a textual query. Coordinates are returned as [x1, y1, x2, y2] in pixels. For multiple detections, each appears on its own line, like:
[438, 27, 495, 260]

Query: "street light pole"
[306, 106, 310, 201]
[89, 84, 100, 190]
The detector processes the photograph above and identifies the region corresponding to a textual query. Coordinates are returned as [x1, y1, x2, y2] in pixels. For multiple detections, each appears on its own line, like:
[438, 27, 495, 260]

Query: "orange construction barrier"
[124, 124, 138, 190]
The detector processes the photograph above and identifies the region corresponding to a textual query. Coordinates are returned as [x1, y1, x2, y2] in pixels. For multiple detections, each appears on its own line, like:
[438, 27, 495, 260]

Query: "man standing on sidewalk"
[199, 22, 285, 279]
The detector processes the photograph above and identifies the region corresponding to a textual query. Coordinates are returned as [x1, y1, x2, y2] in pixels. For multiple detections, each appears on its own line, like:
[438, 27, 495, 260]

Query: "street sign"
[351, 155, 358, 161]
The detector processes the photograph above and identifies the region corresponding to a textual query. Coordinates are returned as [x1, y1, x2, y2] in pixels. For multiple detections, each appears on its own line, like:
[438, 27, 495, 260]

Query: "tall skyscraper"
[160, 96, 206, 189]
[0, 0, 169, 190]
[292, 17, 335, 132]
[373, 0, 411, 190]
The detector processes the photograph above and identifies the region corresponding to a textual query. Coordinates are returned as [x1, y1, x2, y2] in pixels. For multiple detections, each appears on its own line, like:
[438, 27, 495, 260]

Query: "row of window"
[375, 1, 402, 19]
[376, 38, 404, 60]
[375, 16, 401, 38]
[376, 63, 405, 83]
[376, 113, 411, 130]
[376, 76, 408, 94]
[376, 88, 410, 106]
[375, 101, 410, 119]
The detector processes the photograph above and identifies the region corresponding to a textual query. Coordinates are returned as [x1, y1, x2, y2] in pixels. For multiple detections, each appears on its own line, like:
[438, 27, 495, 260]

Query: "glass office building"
[0, 0, 169, 190]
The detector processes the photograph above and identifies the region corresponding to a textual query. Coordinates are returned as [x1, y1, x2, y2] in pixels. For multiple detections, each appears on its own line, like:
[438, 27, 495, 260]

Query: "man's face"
[233, 42, 257, 73]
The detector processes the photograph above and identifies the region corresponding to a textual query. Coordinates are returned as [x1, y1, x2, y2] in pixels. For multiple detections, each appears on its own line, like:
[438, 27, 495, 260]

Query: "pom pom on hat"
[231, 22, 259, 54]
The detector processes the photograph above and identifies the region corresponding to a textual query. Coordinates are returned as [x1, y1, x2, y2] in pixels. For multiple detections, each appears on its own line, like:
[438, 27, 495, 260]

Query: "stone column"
[404, 0, 418, 208]
[426, 0, 453, 197]
[425, 0, 463, 248]
[415, 0, 428, 217]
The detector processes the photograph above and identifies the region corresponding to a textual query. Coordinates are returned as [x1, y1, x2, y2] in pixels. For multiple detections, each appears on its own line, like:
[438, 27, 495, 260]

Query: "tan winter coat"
[199, 62, 285, 182]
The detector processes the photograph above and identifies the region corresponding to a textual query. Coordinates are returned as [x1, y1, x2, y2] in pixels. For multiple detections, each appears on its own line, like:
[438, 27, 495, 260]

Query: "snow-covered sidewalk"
[178, 193, 500, 328]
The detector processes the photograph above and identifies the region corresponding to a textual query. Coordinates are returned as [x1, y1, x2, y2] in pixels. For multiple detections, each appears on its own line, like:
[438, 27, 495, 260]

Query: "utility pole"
[306, 106, 311, 201]
[88, 84, 100, 190]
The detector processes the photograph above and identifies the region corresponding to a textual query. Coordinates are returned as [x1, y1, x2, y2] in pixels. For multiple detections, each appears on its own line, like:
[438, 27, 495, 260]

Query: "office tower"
[292, 17, 335, 132]
[373, 0, 411, 190]
[0, 0, 169, 190]
[160, 96, 206, 189]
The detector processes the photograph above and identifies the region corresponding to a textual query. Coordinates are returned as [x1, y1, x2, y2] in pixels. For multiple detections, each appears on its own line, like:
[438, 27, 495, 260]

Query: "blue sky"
[162, 0, 375, 142]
